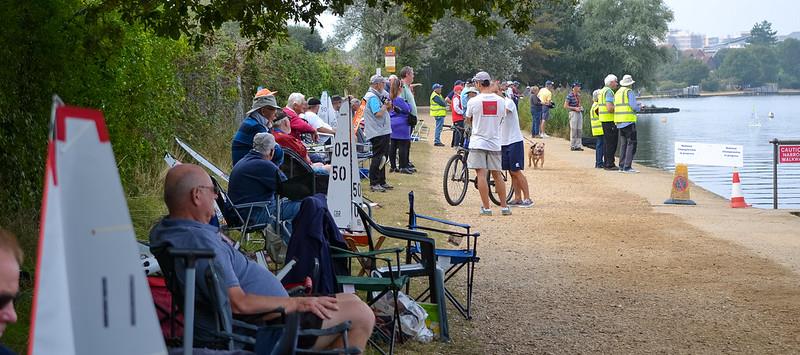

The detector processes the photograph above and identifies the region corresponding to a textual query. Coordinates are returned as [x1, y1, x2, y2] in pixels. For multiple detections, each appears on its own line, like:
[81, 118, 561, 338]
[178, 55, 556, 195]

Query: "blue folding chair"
[406, 191, 480, 320]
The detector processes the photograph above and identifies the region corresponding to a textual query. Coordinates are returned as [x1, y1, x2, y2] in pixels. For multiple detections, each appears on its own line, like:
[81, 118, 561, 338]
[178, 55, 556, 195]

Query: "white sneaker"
[541, 133, 549, 138]
[501, 207, 512, 215]
[516, 199, 534, 208]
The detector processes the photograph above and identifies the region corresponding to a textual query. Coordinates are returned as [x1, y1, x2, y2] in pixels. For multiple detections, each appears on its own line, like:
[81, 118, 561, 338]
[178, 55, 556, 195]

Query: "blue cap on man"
[432, 83, 443, 90]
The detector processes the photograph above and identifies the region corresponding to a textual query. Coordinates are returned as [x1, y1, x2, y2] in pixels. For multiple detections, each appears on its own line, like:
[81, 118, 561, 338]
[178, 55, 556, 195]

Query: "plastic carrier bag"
[371, 290, 434, 343]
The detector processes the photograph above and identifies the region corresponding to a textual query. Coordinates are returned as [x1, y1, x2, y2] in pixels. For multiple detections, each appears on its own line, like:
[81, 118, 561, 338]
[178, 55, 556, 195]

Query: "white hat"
[462, 87, 479, 95]
[604, 74, 618, 86]
[620, 74, 635, 86]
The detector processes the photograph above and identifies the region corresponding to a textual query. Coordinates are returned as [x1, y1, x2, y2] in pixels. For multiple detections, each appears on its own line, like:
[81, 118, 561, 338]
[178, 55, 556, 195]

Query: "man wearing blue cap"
[430, 83, 447, 146]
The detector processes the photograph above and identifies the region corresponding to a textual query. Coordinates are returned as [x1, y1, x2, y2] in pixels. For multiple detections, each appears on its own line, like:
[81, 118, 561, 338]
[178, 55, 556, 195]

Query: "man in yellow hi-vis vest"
[590, 89, 605, 168]
[599, 74, 618, 170]
[613, 74, 642, 173]
[430, 83, 448, 146]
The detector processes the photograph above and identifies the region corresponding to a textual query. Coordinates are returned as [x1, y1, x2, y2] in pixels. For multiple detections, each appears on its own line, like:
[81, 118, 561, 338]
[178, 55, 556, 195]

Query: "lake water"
[636, 95, 800, 209]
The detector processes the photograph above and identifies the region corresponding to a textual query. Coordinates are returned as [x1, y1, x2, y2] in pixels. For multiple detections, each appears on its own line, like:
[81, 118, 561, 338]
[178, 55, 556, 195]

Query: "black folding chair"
[152, 244, 360, 355]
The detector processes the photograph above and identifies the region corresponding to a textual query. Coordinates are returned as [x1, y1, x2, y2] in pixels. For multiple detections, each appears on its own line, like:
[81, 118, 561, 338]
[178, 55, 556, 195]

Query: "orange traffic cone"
[730, 168, 751, 208]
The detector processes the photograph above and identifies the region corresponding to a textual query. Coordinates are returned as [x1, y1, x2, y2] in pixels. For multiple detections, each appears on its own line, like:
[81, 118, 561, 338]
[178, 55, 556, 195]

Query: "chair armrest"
[218, 331, 256, 345]
[232, 319, 259, 331]
[167, 248, 216, 260]
[299, 320, 352, 337]
[329, 246, 403, 260]
[379, 224, 429, 238]
[413, 213, 472, 230]
[233, 201, 271, 210]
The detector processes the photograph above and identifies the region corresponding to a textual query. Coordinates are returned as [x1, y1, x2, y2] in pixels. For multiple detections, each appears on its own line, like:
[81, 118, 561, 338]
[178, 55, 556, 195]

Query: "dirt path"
[420, 130, 800, 354]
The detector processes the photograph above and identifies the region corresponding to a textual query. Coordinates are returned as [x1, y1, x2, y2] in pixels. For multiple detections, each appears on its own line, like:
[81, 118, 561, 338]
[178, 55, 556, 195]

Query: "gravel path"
[421, 131, 800, 354]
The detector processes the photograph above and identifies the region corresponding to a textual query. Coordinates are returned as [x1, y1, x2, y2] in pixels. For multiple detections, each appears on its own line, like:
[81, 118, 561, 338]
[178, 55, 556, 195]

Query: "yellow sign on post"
[664, 163, 696, 205]
[384, 46, 396, 73]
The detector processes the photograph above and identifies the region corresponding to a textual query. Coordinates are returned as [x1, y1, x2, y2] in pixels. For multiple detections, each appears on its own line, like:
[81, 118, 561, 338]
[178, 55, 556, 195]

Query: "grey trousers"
[569, 111, 583, 149]
[618, 123, 637, 170]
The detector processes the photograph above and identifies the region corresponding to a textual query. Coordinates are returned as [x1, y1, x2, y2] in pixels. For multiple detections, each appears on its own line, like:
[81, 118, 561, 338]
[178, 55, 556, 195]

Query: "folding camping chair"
[410, 120, 429, 142]
[352, 203, 451, 343]
[153, 245, 360, 355]
[331, 244, 408, 355]
[406, 191, 480, 320]
[278, 148, 328, 198]
[211, 177, 288, 268]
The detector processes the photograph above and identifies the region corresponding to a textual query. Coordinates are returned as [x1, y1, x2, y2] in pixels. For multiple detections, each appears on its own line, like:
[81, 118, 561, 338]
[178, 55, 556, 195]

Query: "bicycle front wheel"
[443, 154, 469, 206]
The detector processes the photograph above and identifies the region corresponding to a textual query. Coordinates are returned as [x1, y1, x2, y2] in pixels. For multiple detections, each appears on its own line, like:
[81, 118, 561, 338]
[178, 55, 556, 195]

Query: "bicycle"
[442, 125, 516, 206]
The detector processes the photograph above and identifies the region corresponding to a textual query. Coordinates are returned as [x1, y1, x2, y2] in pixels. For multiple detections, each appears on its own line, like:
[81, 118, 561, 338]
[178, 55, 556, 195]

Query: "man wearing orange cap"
[231, 88, 284, 167]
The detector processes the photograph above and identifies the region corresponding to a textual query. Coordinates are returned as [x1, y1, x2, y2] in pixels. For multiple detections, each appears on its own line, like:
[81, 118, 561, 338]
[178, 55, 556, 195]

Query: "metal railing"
[770, 139, 800, 209]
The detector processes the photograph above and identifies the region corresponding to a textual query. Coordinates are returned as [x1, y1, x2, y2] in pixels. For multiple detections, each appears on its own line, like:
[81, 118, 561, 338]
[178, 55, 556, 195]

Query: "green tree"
[288, 25, 326, 53]
[93, 0, 567, 50]
[748, 45, 779, 84]
[748, 20, 777, 45]
[658, 54, 709, 86]
[777, 38, 800, 88]
[718, 49, 761, 86]
[708, 48, 729, 70]
[575, 0, 674, 89]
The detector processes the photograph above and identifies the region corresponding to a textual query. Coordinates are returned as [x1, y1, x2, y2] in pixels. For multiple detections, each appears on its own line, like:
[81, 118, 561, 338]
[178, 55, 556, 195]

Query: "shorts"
[257, 311, 323, 349]
[296, 312, 324, 348]
[501, 141, 525, 171]
[541, 107, 550, 121]
[467, 149, 502, 170]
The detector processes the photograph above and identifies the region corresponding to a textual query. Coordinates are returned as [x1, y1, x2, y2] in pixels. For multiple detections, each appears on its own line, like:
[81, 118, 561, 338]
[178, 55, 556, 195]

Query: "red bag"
[148, 276, 184, 340]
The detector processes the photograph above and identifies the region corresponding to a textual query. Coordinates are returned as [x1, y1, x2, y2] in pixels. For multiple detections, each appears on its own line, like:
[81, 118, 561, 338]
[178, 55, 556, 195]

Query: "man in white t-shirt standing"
[497, 82, 534, 208]
[465, 71, 510, 216]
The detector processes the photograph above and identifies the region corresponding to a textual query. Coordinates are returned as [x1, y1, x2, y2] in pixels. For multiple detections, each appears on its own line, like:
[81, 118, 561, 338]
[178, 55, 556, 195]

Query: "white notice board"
[674, 142, 744, 167]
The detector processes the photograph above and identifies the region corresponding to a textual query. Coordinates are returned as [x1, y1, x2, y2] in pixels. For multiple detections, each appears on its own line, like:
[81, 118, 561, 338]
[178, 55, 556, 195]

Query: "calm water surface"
[636, 95, 800, 209]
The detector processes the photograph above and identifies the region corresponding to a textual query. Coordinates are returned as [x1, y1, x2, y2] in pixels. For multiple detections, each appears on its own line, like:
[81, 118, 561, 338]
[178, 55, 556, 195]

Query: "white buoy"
[660, 116, 667, 123]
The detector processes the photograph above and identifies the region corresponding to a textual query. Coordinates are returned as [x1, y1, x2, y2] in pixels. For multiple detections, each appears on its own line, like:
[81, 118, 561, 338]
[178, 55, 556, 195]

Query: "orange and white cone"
[730, 168, 751, 208]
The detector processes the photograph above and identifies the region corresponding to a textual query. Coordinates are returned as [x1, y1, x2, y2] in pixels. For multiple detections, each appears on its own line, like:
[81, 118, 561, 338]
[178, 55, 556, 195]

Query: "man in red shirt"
[272, 111, 331, 173]
[450, 84, 465, 147]
[283, 92, 319, 142]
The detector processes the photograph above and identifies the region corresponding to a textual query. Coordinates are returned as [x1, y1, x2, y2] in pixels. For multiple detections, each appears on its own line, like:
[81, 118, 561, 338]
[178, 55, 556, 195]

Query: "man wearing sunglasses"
[0, 228, 21, 354]
[150, 164, 374, 352]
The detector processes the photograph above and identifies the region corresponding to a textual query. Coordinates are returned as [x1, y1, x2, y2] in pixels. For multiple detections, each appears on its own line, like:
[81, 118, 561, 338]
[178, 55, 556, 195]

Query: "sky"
[312, 1, 800, 43]
[663, 0, 799, 37]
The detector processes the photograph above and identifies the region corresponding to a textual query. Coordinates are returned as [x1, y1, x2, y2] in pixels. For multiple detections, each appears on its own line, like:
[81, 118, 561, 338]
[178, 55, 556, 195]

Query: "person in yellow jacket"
[430, 83, 448, 146]
[599, 74, 619, 170]
[614, 74, 642, 173]
[590, 89, 605, 168]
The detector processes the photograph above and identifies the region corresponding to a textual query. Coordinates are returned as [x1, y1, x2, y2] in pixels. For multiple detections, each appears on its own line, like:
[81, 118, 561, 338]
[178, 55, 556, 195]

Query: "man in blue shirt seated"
[150, 163, 374, 352]
[229, 132, 301, 243]
[231, 89, 285, 167]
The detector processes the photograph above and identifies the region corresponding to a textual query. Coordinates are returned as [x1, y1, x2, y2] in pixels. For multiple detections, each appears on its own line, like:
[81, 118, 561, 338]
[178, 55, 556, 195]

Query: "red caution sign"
[779, 145, 800, 163]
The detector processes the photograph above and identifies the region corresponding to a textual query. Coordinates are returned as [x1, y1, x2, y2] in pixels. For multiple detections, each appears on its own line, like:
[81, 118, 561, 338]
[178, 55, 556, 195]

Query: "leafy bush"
[700, 78, 721, 92]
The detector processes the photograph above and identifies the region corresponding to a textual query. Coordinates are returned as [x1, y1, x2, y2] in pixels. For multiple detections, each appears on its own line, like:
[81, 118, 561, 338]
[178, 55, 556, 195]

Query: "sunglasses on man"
[197, 185, 220, 195]
[0, 293, 18, 309]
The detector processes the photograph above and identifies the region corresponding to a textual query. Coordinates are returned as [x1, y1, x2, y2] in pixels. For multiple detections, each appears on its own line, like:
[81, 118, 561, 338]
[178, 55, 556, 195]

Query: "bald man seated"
[149, 164, 374, 352]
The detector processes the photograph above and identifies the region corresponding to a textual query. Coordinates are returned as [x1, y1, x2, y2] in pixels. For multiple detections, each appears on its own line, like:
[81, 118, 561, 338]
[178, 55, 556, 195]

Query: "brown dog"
[529, 142, 545, 168]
